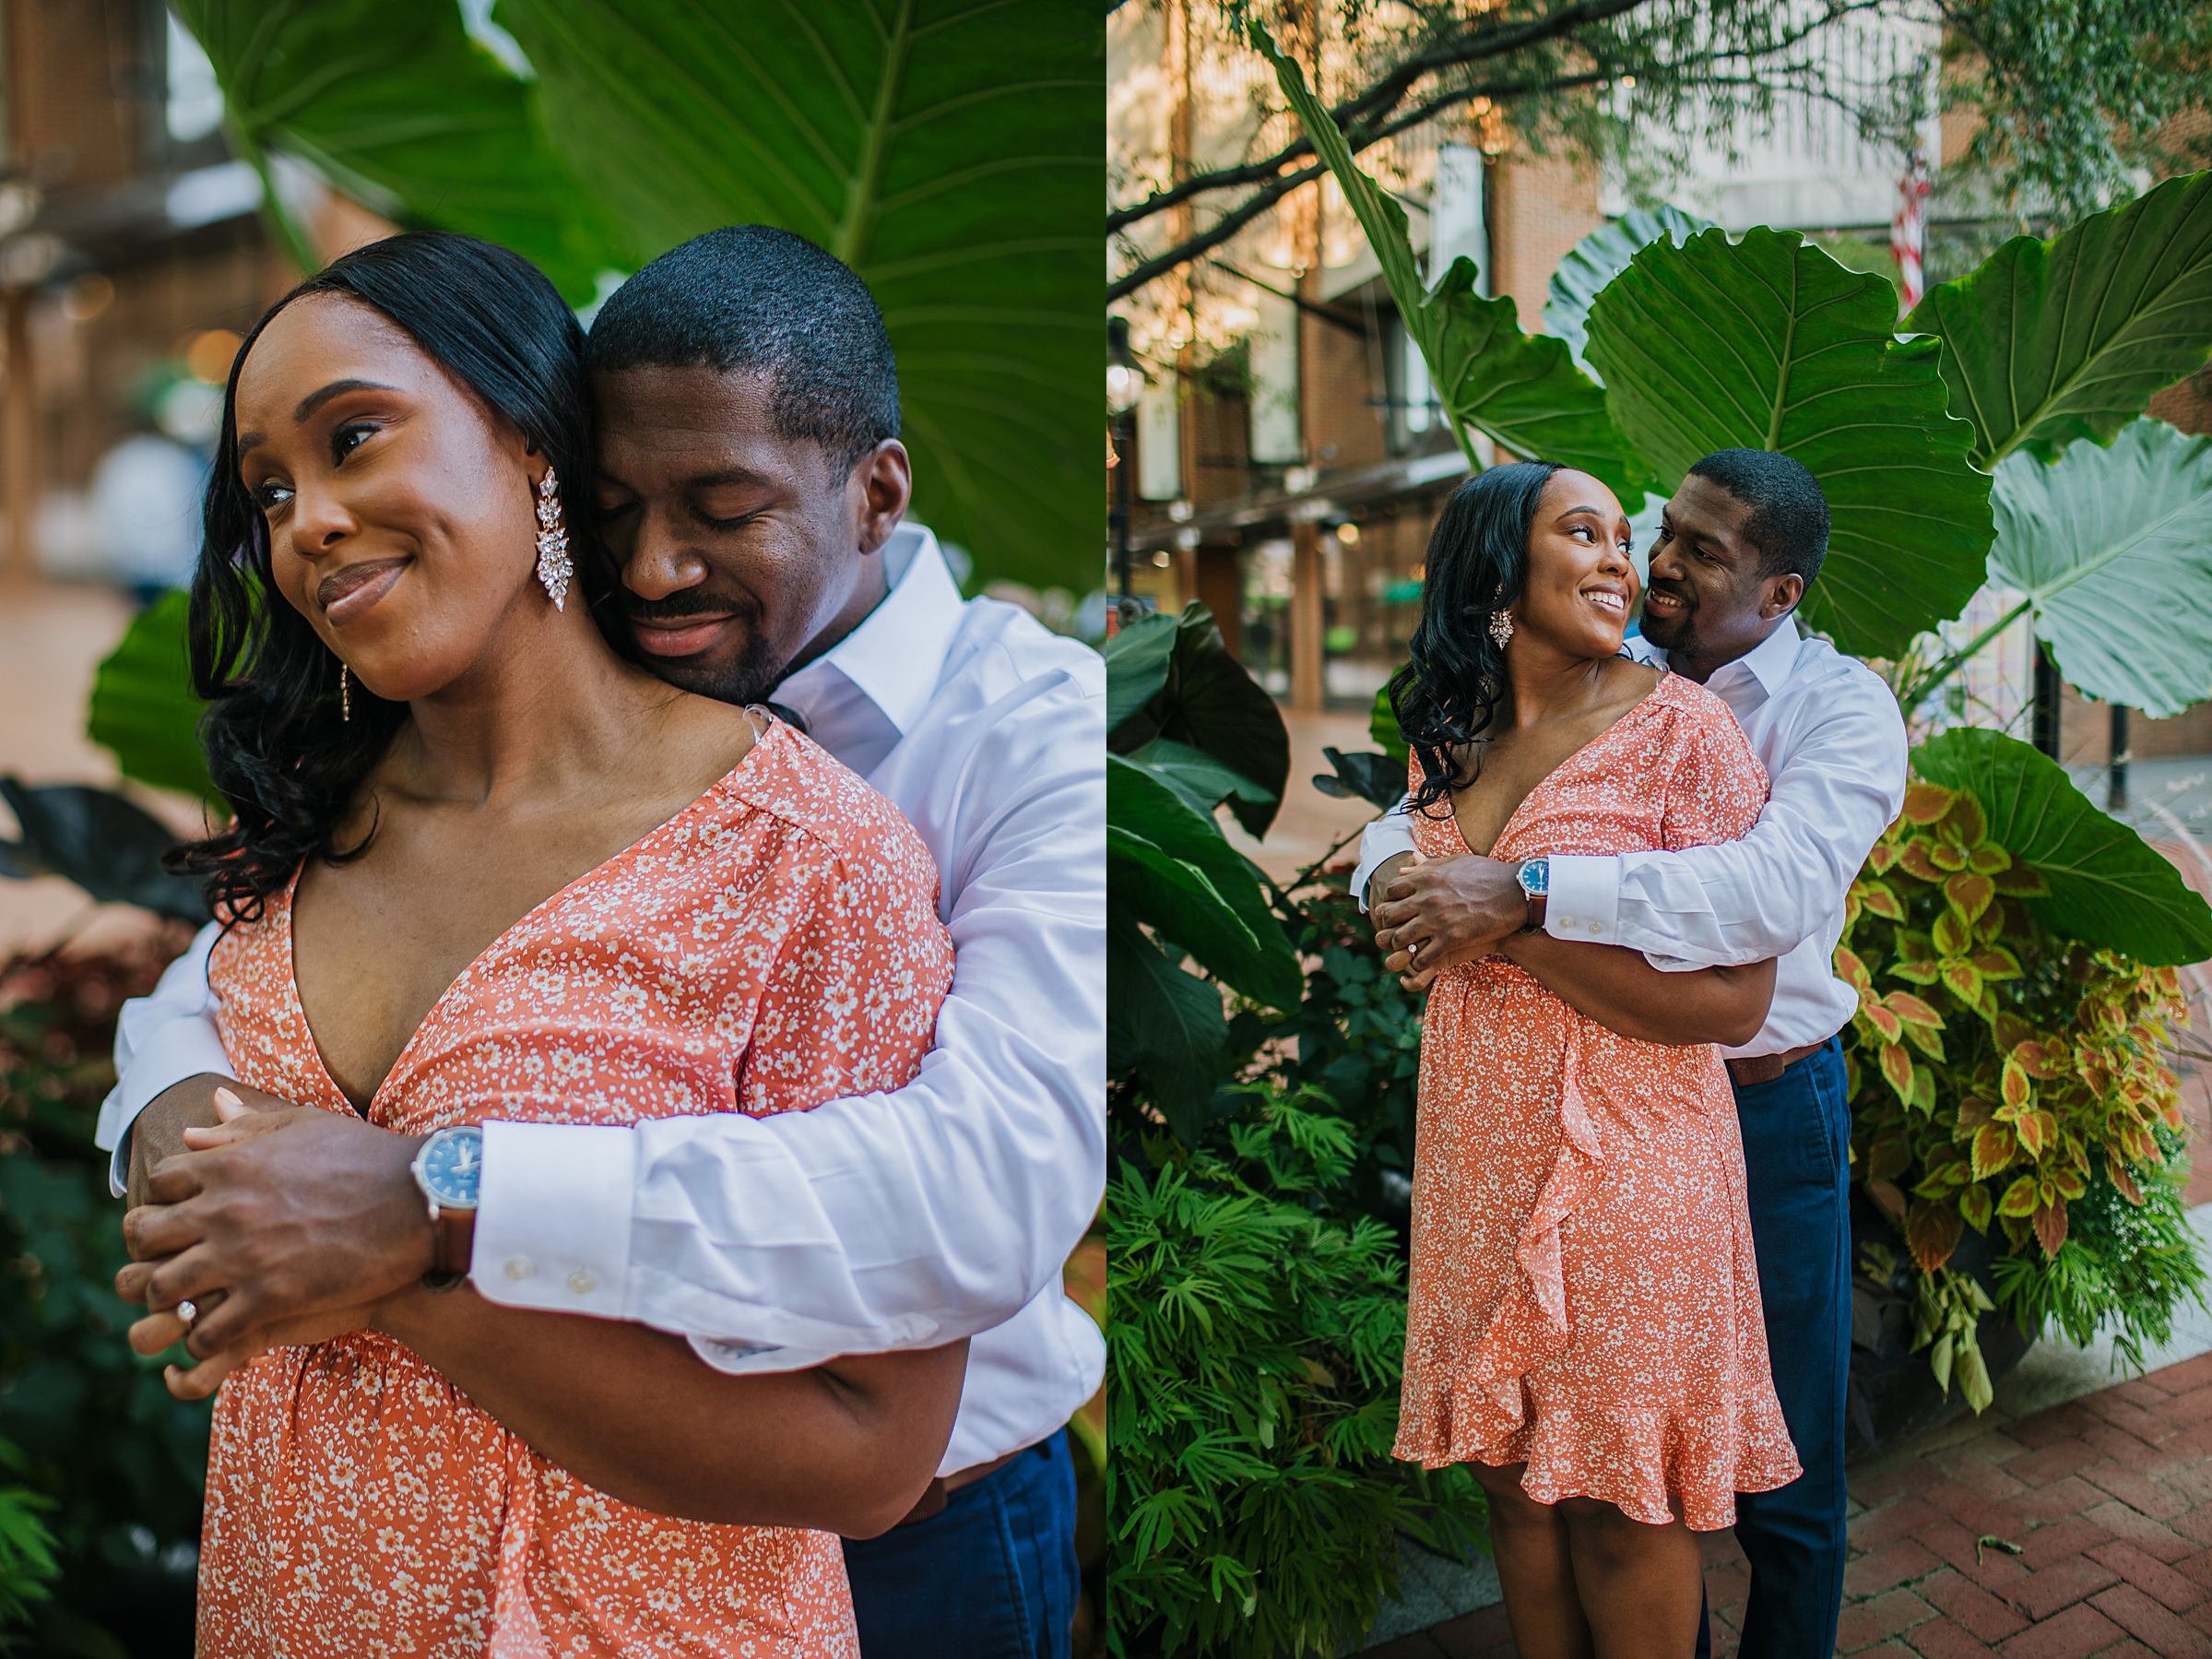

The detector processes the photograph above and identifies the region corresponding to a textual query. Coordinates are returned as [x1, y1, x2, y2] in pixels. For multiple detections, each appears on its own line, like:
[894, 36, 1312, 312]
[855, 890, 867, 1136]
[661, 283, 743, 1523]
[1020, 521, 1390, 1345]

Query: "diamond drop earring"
[535, 466, 572, 611]
[338, 659, 351, 724]
[1488, 609, 1515, 649]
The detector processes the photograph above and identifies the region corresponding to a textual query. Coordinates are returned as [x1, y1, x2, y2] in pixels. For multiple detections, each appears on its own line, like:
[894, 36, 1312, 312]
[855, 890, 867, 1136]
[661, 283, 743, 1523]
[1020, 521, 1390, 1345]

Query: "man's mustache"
[621, 593, 751, 625]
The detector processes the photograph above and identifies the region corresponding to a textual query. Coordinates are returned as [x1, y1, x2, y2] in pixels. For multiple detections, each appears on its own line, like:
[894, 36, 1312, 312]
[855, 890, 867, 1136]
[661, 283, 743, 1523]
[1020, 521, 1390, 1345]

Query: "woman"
[152, 232, 964, 1655]
[1387, 463, 1798, 1656]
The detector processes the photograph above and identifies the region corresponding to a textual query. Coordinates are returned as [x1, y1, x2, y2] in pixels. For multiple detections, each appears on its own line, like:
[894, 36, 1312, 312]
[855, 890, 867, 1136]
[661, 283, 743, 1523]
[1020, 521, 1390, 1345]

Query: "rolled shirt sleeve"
[97, 920, 232, 1198]
[1350, 796, 1418, 913]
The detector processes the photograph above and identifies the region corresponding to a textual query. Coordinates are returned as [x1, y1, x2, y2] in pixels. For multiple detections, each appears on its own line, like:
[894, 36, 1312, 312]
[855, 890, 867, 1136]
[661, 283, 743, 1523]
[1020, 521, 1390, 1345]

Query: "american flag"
[1892, 153, 1932, 314]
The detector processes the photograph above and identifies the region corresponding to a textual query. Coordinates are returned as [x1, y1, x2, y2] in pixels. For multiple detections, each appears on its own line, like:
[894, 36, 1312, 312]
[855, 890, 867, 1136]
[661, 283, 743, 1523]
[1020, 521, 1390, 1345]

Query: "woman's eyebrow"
[238, 378, 399, 458]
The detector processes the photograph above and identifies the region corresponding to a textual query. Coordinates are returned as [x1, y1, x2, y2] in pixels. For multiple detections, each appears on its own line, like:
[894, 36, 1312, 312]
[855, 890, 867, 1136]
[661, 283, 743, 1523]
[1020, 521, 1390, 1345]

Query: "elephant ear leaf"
[1584, 225, 1992, 660]
[494, 0, 1104, 590]
[1907, 170, 2212, 469]
[1987, 420, 2212, 717]
[1544, 204, 1713, 378]
[1911, 728, 2212, 966]
[1252, 26, 1651, 501]
[172, 0, 620, 302]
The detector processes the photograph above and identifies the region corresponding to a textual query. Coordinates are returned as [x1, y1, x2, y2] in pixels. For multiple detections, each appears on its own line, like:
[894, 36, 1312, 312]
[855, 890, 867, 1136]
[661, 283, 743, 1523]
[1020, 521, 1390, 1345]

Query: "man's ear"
[1762, 571, 1805, 618]
[853, 440, 913, 554]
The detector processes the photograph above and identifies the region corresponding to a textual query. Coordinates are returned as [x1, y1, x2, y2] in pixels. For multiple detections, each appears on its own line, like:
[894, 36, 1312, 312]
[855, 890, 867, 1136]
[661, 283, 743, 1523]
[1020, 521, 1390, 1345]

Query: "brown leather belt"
[891, 1447, 1025, 1528]
[1725, 1039, 1828, 1088]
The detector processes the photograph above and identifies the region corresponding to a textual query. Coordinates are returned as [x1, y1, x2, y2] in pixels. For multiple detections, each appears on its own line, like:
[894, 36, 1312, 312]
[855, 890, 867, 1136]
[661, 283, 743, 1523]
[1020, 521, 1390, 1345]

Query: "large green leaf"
[86, 593, 212, 803]
[1912, 728, 2212, 966]
[1544, 205, 1713, 379]
[172, 0, 617, 302]
[0, 780, 206, 923]
[1106, 754, 1299, 1010]
[1585, 226, 1993, 659]
[1907, 171, 2212, 469]
[1989, 419, 2212, 717]
[1106, 918, 1227, 1144]
[1255, 29, 1651, 500]
[1107, 605, 1287, 837]
[497, 0, 1103, 589]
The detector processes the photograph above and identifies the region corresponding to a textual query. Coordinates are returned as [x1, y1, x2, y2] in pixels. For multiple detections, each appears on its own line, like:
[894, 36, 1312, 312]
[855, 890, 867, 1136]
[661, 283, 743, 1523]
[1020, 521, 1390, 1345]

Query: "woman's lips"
[628, 615, 735, 658]
[319, 559, 408, 627]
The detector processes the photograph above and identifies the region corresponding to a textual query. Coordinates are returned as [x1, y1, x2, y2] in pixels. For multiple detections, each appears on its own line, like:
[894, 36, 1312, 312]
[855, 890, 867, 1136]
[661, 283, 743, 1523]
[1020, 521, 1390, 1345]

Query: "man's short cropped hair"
[586, 225, 899, 472]
[1686, 447, 1830, 589]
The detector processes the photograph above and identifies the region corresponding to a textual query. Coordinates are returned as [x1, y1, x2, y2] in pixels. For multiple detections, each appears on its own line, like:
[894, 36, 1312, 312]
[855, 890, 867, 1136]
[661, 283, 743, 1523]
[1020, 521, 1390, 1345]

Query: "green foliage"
[1252, 27, 1651, 499]
[1906, 171, 2212, 471]
[85, 593, 211, 805]
[1583, 224, 1993, 661]
[1106, 1086, 1485, 1659]
[0, 781, 204, 925]
[1991, 1137, 2211, 1375]
[1106, 607, 1297, 1139]
[171, 0, 1103, 590]
[0, 1442, 58, 1641]
[1542, 204, 1712, 378]
[172, 0, 614, 295]
[1912, 729, 2212, 966]
[1938, 0, 2212, 226]
[1840, 757, 2205, 1403]
[0, 941, 210, 1653]
[1984, 420, 2212, 717]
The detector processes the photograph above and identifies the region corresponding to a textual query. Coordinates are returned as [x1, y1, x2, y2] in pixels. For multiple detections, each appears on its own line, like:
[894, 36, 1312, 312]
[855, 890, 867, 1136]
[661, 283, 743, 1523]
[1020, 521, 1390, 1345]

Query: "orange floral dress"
[1392, 672, 1802, 1529]
[197, 717, 953, 1657]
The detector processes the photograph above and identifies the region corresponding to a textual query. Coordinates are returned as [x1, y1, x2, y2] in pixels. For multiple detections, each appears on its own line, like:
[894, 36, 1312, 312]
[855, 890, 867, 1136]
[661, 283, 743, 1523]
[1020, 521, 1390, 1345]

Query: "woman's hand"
[124, 1291, 382, 1401]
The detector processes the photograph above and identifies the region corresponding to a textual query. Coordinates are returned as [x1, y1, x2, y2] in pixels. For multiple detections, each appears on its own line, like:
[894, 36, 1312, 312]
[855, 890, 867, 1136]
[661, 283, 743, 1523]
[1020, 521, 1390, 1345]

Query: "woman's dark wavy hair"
[1387, 460, 1562, 819]
[170, 231, 603, 926]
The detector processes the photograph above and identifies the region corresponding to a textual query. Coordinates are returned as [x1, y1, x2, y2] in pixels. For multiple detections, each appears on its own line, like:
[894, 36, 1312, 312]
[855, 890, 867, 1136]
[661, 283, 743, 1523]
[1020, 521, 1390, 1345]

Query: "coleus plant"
[1841, 778, 2189, 1281]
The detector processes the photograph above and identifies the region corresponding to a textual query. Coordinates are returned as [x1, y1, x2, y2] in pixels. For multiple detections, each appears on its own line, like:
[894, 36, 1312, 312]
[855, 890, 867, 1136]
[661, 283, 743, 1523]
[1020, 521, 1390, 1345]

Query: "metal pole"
[2031, 644, 2062, 759]
[1112, 409, 1134, 598]
[2109, 705, 2131, 812]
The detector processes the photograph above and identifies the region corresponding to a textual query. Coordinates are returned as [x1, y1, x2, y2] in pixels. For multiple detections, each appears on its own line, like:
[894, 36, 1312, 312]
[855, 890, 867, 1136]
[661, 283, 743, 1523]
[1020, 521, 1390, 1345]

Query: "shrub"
[1107, 1086, 1484, 1659]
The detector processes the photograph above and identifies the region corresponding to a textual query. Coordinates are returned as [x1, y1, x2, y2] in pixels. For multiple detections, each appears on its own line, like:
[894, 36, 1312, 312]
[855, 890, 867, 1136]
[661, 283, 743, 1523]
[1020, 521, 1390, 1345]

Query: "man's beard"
[621, 598, 787, 707]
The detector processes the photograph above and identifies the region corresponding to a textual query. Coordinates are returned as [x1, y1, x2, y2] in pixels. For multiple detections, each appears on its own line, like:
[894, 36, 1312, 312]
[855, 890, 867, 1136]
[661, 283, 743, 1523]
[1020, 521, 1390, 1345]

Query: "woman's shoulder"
[716, 717, 941, 895]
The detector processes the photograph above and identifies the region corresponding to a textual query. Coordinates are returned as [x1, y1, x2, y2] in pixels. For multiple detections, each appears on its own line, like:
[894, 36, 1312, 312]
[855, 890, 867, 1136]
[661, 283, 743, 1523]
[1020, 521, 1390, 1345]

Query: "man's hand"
[1371, 853, 1528, 991]
[117, 1104, 432, 1367]
[124, 1075, 293, 1210]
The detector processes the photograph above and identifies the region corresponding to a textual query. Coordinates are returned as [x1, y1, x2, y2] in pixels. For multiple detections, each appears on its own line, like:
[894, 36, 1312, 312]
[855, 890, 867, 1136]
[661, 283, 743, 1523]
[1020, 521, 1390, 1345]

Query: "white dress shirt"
[98, 523, 1106, 1476]
[1351, 619, 1907, 1058]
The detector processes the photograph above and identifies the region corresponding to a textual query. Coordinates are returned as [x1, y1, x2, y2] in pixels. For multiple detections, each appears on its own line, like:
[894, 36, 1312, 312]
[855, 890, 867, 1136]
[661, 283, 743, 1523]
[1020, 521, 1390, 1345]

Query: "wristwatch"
[1514, 857, 1550, 933]
[409, 1124, 482, 1292]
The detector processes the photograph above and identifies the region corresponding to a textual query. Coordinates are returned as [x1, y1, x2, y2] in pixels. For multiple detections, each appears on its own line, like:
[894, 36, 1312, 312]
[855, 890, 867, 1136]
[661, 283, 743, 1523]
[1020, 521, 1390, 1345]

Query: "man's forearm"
[374, 1288, 964, 1537]
[1364, 851, 1417, 912]
[125, 1078, 227, 1210]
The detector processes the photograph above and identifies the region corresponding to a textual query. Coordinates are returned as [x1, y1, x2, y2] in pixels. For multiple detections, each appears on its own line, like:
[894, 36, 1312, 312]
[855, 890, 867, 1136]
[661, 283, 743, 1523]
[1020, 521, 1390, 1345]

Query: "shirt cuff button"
[503, 1257, 534, 1281]
[568, 1268, 597, 1296]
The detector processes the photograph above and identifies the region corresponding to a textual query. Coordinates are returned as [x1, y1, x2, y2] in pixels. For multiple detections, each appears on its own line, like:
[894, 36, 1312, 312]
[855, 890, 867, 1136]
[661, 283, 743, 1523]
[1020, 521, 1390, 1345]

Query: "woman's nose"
[288, 485, 355, 560]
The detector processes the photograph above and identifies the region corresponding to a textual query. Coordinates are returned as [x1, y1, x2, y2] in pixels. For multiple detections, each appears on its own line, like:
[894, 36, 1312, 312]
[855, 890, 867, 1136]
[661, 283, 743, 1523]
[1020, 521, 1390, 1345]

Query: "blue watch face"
[420, 1128, 482, 1208]
[1519, 858, 1550, 897]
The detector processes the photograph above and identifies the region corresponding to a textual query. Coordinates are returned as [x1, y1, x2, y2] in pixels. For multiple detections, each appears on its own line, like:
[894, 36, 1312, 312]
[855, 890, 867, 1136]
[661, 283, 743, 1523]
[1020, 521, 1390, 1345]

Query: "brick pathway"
[1361, 1351, 2212, 1657]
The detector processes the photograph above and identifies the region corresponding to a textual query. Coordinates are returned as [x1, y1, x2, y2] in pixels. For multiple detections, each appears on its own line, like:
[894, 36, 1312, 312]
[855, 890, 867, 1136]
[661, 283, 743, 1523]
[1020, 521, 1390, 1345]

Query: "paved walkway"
[1360, 1348, 2212, 1657]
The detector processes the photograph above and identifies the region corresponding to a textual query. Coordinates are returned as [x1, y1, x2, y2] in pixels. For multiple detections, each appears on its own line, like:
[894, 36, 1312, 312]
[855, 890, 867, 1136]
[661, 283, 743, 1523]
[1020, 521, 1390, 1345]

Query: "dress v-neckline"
[1449, 673, 1673, 859]
[278, 717, 780, 1120]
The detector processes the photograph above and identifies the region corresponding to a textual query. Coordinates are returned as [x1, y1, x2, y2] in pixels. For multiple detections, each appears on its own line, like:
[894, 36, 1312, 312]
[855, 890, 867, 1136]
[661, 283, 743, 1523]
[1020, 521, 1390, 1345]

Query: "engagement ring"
[176, 1299, 198, 1326]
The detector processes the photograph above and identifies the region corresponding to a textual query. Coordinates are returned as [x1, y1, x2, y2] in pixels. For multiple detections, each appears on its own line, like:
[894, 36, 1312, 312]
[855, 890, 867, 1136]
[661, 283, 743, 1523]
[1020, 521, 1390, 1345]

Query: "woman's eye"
[1570, 525, 1594, 542]
[251, 480, 293, 513]
[331, 421, 375, 463]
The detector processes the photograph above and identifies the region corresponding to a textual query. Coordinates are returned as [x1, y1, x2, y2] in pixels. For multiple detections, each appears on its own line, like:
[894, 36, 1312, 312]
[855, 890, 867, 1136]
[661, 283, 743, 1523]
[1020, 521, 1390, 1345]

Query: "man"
[1354, 450, 1906, 1658]
[100, 226, 1104, 1659]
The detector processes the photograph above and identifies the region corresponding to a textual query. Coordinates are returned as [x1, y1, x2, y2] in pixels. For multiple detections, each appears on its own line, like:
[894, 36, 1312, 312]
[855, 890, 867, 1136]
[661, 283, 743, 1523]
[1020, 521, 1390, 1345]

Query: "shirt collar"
[1632, 616, 1802, 698]
[780, 522, 964, 736]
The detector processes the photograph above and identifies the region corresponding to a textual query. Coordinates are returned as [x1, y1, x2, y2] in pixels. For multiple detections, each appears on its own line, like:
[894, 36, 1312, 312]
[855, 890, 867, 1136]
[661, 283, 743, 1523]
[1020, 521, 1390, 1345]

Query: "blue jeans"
[1697, 1037, 1852, 1659]
[844, 1431, 1078, 1658]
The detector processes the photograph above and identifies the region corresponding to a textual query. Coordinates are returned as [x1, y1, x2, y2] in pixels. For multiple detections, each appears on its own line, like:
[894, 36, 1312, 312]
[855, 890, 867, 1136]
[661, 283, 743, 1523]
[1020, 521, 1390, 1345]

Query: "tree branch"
[1109, 0, 1897, 238]
[1112, 0, 1653, 236]
[1108, 66, 1610, 303]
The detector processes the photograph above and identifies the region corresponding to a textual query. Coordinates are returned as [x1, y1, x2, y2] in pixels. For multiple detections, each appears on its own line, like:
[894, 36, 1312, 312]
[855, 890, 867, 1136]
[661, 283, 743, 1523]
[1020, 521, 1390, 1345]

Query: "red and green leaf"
[1970, 1120, 2016, 1180]
[1945, 871, 1995, 925]
[1959, 1182, 1993, 1234]
[1997, 1175, 2040, 1218]
[1880, 1041, 1916, 1105]
[2032, 1200, 2068, 1258]
[1901, 782, 1955, 825]
[1907, 1200, 1965, 1274]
